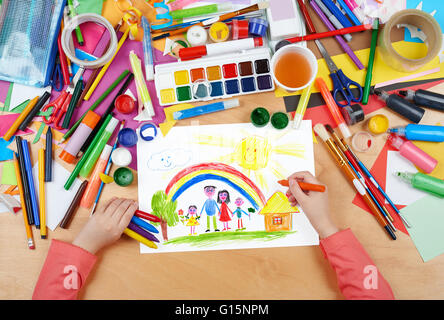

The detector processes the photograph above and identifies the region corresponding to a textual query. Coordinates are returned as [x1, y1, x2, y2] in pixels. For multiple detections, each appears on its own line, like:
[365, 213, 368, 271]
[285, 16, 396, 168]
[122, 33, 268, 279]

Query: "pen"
[173, 99, 240, 120]
[13, 153, 35, 250]
[293, 83, 313, 129]
[141, 16, 155, 81]
[362, 18, 379, 105]
[67, 0, 84, 46]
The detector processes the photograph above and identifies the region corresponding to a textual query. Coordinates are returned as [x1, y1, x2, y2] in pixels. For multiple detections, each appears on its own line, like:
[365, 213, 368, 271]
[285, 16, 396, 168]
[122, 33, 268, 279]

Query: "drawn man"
[200, 186, 221, 232]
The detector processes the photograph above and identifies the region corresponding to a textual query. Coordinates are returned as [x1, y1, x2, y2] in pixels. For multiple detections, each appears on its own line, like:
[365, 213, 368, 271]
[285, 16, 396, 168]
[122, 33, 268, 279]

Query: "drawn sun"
[194, 130, 305, 190]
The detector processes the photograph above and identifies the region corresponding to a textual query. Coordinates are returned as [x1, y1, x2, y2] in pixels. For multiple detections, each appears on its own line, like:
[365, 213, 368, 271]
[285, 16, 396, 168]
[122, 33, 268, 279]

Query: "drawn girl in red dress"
[217, 190, 232, 231]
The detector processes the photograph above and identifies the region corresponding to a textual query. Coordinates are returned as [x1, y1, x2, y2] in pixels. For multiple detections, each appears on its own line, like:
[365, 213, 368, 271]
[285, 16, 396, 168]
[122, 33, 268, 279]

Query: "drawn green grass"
[164, 230, 297, 247]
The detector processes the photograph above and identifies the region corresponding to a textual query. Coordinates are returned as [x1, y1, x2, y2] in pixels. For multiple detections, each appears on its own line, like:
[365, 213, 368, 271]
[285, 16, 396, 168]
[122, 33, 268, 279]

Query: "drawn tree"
[151, 190, 179, 241]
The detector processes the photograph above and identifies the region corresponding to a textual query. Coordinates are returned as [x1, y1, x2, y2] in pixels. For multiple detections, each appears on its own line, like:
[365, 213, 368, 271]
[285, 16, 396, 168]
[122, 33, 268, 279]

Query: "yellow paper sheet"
[275, 41, 444, 98]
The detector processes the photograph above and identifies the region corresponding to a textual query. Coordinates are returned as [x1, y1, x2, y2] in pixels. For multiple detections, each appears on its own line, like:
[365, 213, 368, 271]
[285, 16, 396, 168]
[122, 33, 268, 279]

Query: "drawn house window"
[273, 217, 282, 225]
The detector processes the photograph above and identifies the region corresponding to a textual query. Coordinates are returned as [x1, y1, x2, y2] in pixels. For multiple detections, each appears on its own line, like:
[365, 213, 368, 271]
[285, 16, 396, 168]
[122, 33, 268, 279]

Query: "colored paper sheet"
[137, 121, 318, 253]
[1, 161, 17, 185]
[72, 21, 106, 55]
[413, 139, 444, 179]
[0, 114, 35, 137]
[75, 0, 104, 15]
[385, 150, 427, 206]
[32, 161, 83, 231]
[400, 195, 444, 262]
[405, 0, 444, 43]
[275, 41, 444, 98]
[0, 137, 14, 161]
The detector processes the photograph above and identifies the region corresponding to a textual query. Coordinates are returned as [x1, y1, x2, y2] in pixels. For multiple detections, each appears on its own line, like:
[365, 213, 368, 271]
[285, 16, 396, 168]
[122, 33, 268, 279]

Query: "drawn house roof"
[260, 192, 300, 215]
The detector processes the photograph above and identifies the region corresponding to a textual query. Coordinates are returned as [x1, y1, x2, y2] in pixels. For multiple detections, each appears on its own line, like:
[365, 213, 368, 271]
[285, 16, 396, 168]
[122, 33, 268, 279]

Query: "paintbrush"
[152, 2, 270, 40]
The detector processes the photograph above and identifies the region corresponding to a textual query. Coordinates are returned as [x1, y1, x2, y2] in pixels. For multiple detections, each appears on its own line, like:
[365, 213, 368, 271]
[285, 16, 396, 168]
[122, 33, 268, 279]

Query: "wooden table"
[1, 10, 444, 300]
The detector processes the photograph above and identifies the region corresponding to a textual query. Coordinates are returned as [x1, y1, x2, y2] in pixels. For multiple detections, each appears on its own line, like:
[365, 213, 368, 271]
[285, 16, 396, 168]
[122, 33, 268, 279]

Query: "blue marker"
[173, 99, 240, 120]
[336, 0, 361, 26]
[389, 124, 444, 142]
[22, 139, 40, 228]
[131, 216, 159, 234]
[141, 16, 155, 81]
[321, 0, 353, 28]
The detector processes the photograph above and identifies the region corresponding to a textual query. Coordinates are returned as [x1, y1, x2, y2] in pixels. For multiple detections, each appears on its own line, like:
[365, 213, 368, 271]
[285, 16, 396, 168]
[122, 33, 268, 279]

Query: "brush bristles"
[325, 124, 334, 134]
[258, 1, 270, 9]
[313, 123, 330, 142]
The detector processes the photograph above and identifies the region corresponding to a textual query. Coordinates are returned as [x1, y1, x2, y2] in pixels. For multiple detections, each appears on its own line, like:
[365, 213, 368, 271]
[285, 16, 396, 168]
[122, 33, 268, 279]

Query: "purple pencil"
[310, 0, 364, 70]
[128, 222, 160, 243]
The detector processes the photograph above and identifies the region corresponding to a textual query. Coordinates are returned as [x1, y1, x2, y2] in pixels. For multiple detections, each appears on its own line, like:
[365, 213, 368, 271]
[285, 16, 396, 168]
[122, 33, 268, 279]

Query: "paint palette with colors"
[154, 48, 275, 106]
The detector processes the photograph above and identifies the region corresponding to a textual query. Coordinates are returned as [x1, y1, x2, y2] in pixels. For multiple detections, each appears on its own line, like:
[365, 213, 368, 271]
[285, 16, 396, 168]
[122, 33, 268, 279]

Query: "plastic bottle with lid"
[396, 172, 444, 197]
[389, 124, 444, 142]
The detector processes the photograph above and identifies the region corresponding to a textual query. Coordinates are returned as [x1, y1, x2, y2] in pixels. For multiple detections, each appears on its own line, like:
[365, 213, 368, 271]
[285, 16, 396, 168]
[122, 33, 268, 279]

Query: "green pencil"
[64, 114, 113, 190]
[61, 69, 130, 143]
[362, 18, 379, 105]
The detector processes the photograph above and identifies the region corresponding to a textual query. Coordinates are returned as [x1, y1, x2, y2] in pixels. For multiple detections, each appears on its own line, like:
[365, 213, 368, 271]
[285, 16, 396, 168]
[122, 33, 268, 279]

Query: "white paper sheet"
[385, 150, 426, 206]
[32, 161, 83, 230]
[137, 121, 318, 254]
[9, 83, 51, 111]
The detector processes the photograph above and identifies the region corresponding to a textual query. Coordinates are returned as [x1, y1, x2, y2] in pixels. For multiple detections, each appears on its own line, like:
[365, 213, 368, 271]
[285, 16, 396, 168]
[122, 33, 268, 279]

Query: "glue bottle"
[389, 124, 444, 142]
[387, 133, 437, 173]
[398, 89, 444, 112]
[374, 89, 425, 123]
[396, 172, 444, 198]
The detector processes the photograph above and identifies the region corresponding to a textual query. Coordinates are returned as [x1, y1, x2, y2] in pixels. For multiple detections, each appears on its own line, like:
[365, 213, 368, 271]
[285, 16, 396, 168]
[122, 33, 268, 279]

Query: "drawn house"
[260, 192, 299, 232]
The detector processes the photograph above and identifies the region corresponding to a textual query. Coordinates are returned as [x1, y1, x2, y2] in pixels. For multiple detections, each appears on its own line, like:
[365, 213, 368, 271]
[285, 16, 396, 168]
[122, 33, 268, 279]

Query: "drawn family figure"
[200, 186, 221, 232]
[185, 205, 200, 235]
[217, 190, 233, 231]
[232, 197, 250, 231]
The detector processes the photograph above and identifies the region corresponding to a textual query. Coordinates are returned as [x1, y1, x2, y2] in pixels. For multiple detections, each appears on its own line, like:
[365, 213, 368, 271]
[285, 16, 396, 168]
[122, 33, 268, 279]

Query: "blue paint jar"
[249, 18, 269, 37]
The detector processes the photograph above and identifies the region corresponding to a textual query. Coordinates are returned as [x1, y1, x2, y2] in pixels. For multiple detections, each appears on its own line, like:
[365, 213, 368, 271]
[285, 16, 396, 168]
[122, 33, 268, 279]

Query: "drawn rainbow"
[165, 163, 267, 210]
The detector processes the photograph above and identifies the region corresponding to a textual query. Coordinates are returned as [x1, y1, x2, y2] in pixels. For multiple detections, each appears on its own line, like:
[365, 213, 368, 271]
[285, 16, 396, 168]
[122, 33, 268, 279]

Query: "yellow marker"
[123, 228, 157, 249]
[293, 83, 313, 129]
[368, 114, 389, 134]
[83, 28, 130, 101]
[38, 149, 47, 239]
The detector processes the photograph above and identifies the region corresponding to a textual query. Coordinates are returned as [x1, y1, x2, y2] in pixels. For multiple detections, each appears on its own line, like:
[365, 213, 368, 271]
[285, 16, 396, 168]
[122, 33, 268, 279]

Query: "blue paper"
[405, 0, 444, 43]
[0, 137, 13, 161]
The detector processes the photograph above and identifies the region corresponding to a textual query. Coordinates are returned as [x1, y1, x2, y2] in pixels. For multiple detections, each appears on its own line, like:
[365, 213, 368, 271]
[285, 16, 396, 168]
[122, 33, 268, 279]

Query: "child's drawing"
[137, 122, 319, 253]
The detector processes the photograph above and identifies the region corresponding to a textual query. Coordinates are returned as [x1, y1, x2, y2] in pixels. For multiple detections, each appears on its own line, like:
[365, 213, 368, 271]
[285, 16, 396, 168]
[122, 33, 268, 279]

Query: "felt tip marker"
[344, 0, 366, 23]
[173, 99, 240, 120]
[178, 37, 263, 59]
[314, 0, 353, 41]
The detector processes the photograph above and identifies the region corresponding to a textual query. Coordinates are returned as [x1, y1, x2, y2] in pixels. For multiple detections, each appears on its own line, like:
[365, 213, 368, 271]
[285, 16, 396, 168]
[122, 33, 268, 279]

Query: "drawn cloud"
[147, 149, 192, 171]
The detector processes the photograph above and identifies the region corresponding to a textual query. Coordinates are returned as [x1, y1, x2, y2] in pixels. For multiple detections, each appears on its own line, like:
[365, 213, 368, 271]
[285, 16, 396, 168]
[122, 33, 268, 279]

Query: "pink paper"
[72, 22, 106, 55]
[0, 114, 35, 137]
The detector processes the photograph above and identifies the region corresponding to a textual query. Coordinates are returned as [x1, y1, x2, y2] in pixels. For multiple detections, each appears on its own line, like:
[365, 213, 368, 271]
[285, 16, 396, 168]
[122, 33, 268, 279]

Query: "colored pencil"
[60, 180, 88, 228]
[13, 153, 35, 250]
[21, 139, 40, 228]
[45, 127, 53, 182]
[38, 149, 47, 239]
[15, 137, 34, 225]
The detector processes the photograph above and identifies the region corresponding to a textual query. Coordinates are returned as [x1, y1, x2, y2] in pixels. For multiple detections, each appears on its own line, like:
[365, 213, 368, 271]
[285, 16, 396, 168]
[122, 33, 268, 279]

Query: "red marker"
[179, 37, 263, 60]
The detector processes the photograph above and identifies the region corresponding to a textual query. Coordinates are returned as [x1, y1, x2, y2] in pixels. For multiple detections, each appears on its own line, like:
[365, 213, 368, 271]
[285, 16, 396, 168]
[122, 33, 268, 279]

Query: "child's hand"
[286, 171, 338, 239]
[72, 197, 138, 254]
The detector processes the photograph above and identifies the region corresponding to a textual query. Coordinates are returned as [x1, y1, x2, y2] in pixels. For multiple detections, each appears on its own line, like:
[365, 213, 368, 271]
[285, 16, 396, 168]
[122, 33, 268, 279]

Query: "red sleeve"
[319, 228, 395, 300]
[32, 240, 97, 300]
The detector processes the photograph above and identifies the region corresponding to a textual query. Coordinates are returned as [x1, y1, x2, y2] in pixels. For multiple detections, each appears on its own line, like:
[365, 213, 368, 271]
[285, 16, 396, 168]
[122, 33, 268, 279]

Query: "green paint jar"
[250, 107, 270, 127]
[396, 172, 444, 197]
[271, 112, 289, 129]
[114, 167, 134, 187]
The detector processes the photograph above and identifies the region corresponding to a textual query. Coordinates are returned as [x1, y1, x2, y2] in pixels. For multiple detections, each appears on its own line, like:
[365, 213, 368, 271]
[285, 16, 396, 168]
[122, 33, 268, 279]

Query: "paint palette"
[154, 48, 275, 106]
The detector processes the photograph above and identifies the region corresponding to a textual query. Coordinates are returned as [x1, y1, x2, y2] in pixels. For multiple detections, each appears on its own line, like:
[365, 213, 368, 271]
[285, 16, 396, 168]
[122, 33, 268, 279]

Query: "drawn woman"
[185, 205, 200, 235]
[217, 190, 232, 231]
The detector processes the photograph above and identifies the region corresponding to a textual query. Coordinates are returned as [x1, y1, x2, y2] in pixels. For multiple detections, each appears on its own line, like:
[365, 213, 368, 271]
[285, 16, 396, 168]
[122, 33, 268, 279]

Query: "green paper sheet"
[76, 0, 104, 15]
[1, 161, 17, 185]
[401, 196, 444, 262]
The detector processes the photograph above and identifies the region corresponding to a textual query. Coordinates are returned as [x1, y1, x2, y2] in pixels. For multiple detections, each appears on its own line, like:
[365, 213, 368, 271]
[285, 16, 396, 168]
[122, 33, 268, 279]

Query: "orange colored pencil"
[13, 154, 35, 250]
[278, 180, 326, 192]
[3, 96, 39, 141]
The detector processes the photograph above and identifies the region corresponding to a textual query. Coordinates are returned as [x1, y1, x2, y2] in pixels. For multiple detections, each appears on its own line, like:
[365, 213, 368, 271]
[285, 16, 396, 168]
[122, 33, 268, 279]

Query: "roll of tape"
[378, 9, 442, 72]
[61, 13, 118, 69]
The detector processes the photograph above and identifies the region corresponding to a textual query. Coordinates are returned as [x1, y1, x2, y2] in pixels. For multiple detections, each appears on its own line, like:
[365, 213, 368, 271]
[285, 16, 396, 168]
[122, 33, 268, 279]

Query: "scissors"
[50, 54, 64, 92]
[317, 40, 362, 107]
[42, 68, 84, 130]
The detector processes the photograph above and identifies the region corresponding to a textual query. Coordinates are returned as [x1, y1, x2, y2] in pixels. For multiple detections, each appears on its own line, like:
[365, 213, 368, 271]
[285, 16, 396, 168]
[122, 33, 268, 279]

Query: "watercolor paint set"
[154, 47, 275, 106]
